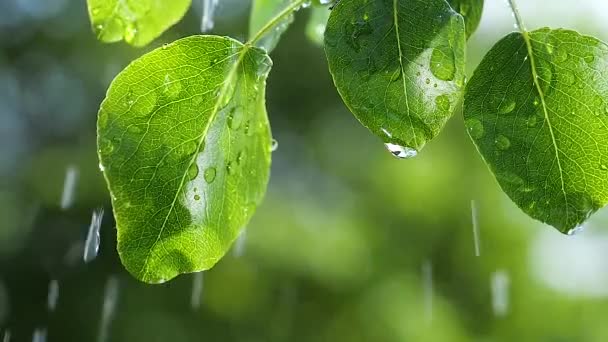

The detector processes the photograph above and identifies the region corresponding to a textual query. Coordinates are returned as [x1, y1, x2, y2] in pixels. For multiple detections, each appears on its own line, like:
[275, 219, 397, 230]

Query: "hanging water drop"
[270, 139, 279, 152]
[567, 224, 585, 236]
[84, 208, 104, 263]
[384, 143, 418, 159]
[200, 0, 219, 33]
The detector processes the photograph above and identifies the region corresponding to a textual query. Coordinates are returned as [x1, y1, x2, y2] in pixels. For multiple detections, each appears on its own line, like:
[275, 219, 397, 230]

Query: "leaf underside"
[324, 0, 466, 153]
[97, 36, 273, 283]
[464, 28, 608, 233]
[87, 0, 191, 47]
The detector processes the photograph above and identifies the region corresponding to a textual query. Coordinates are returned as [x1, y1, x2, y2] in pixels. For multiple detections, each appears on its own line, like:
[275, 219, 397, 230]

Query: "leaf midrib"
[392, 0, 418, 147]
[520, 31, 569, 225]
[139, 43, 251, 280]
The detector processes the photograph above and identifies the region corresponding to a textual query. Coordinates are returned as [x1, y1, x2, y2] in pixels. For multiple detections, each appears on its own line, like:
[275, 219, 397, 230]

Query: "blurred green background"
[2, 0, 608, 341]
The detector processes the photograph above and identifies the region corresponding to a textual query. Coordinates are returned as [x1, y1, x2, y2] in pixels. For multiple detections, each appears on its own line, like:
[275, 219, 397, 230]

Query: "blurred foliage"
[2, 0, 608, 341]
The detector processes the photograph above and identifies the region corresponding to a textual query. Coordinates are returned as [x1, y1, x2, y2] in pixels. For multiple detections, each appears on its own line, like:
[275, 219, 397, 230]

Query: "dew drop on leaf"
[498, 99, 516, 114]
[163, 74, 182, 98]
[226, 162, 235, 175]
[495, 135, 511, 150]
[465, 118, 484, 139]
[384, 143, 418, 159]
[429, 45, 456, 81]
[435, 95, 451, 112]
[204, 167, 216, 184]
[187, 163, 199, 180]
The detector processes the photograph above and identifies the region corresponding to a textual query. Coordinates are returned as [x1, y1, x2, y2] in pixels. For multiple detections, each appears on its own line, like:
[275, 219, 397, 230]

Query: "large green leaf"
[324, 0, 466, 157]
[464, 28, 608, 233]
[87, 0, 191, 47]
[249, 0, 301, 52]
[447, 0, 483, 39]
[97, 36, 273, 283]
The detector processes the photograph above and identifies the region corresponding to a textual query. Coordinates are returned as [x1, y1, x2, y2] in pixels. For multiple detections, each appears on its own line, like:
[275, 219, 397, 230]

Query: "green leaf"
[306, 3, 331, 46]
[97, 36, 273, 283]
[324, 0, 466, 157]
[249, 0, 299, 52]
[447, 0, 483, 39]
[464, 28, 608, 233]
[87, 0, 191, 47]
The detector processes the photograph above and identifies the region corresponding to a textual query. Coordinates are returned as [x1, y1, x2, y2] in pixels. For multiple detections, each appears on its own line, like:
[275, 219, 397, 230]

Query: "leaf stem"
[506, 0, 526, 32]
[248, 0, 307, 46]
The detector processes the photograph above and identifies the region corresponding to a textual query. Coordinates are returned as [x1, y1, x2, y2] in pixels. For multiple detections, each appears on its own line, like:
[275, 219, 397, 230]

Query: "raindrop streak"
[232, 229, 247, 257]
[31, 328, 46, 342]
[3, 330, 10, 342]
[422, 260, 433, 325]
[60, 165, 79, 210]
[47, 280, 59, 312]
[385, 143, 418, 159]
[84, 208, 105, 263]
[190, 272, 204, 311]
[471, 200, 481, 257]
[491, 270, 510, 317]
[97, 276, 120, 342]
[200, 0, 219, 33]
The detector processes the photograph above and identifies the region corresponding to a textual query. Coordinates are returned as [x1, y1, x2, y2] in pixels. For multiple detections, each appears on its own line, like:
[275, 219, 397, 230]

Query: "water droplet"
[60, 165, 79, 210]
[465, 118, 485, 139]
[98, 110, 109, 130]
[127, 125, 142, 134]
[47, 280, 59, 312]
[346, 19, 373, 52]
[99, 138, 114, 154]
[389, 68, 402, 82]
[584, 55, 595, 64]
[495, 135, 511, 150]
[562, 71, 576, 85]
[430, 46, 456, 81]
[236, 151, 244, 165]
[188, 163, 199, 180]
[555, 49, 568, 63]
[124, 21, 138, 44]
[498, 99, 516, 114]
[84, 208, 104, 263]
[270, 139, 279, 152]
[425, 78, 431, 85]
[204, 167, 216, 183]
[526, 115, 538, 128]
[435, 95, 451, 112]
[567, 225, 585, 236]
[600, 164, 608, 171]
[162, 44, 169, 50]
[181, 141, 198, 156]
[201, 0, 219, 32]
[226, 107, 243, 130]
[384, 143, 418, 159]
[194, 194, 201, 201]
[226, 162, 235, 175]
[163, 74, 182, 98]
